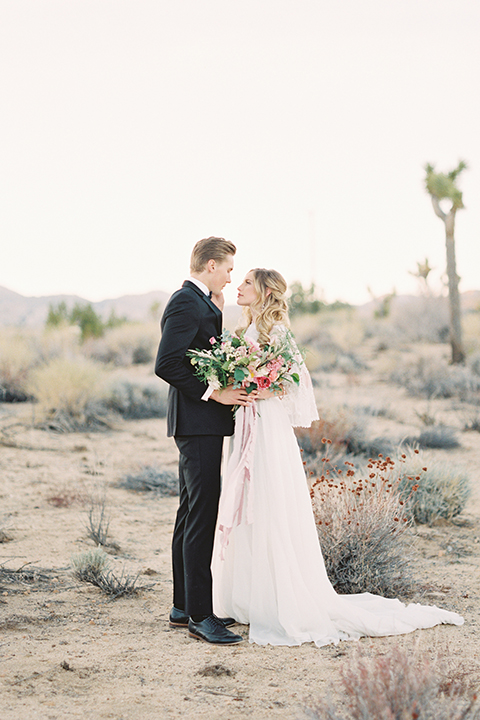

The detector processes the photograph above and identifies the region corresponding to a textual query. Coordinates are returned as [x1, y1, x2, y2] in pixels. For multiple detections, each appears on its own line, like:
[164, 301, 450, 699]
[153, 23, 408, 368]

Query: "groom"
[155, 237, 252, 645]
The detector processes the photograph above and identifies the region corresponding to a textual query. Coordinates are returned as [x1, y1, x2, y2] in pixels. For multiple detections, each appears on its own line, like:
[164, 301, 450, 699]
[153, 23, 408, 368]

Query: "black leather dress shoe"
[188, 615, 243, 645]
[169, 607, 236, 628]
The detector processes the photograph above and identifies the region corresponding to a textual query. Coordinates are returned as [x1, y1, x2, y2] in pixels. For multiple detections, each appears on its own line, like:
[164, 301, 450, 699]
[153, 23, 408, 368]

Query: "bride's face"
[237, 272, 258, 307]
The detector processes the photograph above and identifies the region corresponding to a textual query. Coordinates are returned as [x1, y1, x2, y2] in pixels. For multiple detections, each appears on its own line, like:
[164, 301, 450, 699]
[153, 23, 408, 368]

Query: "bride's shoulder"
[270, 323, 290, 340]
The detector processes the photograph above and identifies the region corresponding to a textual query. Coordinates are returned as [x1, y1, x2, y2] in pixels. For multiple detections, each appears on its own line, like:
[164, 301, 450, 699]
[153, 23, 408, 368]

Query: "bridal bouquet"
[186, 329, 301, 394]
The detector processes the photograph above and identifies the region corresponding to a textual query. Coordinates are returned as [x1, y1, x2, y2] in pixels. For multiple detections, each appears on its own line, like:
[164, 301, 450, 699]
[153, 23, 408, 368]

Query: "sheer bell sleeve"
[271, 324, 319, 428]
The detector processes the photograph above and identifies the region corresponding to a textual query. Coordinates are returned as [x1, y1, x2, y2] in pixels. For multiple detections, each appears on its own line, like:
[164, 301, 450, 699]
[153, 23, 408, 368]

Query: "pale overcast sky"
[1, 0, 479, 306]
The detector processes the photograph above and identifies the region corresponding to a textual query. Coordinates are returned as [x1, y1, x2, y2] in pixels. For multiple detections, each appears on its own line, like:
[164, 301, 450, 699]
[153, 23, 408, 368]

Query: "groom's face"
[208, 255, 235, 294]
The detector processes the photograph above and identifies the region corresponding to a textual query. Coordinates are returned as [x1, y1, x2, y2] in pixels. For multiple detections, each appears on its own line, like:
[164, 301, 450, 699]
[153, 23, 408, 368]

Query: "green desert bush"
[27, 357, 109, 431]
[310, 456, 414, 597]
[0, 330, 36, 402]
[396, 448, 471, 524]
[304, 645, 480, 720]
[390, 356, 480, 402]
[104, 379, 168, 419]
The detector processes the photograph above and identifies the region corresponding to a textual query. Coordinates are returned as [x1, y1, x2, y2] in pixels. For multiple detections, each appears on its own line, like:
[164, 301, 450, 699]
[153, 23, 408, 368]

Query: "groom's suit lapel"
[183, 280, 222, 333]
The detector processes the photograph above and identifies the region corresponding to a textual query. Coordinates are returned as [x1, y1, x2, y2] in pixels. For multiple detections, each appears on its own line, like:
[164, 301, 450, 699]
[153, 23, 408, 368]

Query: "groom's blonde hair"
[190, 236, 236, 273]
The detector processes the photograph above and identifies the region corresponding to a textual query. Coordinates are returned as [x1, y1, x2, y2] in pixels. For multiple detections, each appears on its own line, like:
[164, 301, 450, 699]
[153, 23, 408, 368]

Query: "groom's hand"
[210, 291, 225, 311]
[210, 386, 256, 406]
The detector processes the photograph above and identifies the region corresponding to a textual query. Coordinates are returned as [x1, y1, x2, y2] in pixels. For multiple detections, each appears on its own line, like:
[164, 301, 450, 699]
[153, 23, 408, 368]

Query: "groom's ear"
[206, 259, 216, 273]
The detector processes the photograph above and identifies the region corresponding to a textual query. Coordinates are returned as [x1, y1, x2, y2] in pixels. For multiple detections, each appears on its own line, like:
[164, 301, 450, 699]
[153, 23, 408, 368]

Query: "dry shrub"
[390, 356, 480, 402]
[87, 323, 158, 366]
[396, 448, 471, 524]
[291, 311, 366, 373]
[0, 329, 36, 402]
[296, 413, 394, 473]
[403, 426, 460, 450]
[33, 325, 82, 363]
[117, 465, 178, 496]
[305, 645, 480, 720]
[71, 549, 142, 599]
[104, 379, 168, 419]
[296, 415, 356, 469]
[310, 456, 414, 597]
[27, 357, 109, 431]
[390, 294, 449, 343]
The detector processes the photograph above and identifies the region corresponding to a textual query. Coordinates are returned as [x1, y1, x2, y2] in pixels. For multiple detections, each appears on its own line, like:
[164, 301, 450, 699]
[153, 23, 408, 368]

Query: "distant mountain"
[0, 286, 170, 327]
[0, 285, 478, 328]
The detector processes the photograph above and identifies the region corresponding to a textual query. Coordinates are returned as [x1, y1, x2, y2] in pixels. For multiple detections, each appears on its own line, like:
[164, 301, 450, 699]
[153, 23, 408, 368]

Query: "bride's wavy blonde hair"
[236, 268, 290, 347]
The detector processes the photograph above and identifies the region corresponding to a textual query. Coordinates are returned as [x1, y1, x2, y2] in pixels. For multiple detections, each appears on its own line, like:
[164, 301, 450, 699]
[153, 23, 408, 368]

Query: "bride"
[212, 268, 464, 647]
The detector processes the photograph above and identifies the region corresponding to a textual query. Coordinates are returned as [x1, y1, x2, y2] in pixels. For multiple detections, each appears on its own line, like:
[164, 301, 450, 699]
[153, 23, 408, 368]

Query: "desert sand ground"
[1, 351, 479, 720]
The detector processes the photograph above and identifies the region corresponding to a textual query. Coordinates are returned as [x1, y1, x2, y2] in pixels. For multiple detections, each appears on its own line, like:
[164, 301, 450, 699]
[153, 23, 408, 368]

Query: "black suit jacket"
[155, 281, 235, 437]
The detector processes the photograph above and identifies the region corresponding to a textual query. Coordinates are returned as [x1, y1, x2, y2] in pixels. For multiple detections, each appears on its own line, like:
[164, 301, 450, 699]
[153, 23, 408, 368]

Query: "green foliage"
[70, 303, 105, 341]
[288, 282, 350, 317]
[105, 309, 128, 330]
[45, 302, 127, 342]
[424, 160, 468, 209]
[289, 281, 325, 316]
[46, 301, 69, 327]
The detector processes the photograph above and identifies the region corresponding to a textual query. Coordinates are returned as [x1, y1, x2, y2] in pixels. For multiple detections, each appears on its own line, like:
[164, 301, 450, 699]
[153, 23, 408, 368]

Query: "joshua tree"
[409, 257, 434, 294]
[424, 161, 467, 363]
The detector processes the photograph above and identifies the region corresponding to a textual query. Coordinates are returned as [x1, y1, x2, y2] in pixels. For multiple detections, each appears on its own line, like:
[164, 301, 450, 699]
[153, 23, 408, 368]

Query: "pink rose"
[256, 377, 272, 389]
[209, 337, 216, 345]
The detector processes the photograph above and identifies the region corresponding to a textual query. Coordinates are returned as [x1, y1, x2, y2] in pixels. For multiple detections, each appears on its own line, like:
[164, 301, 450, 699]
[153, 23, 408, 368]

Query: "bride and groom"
[155, 236, 463, 647]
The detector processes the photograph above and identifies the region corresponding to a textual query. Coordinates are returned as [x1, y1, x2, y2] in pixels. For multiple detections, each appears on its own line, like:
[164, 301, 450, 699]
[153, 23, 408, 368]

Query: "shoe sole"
[188, 630, 243, 645]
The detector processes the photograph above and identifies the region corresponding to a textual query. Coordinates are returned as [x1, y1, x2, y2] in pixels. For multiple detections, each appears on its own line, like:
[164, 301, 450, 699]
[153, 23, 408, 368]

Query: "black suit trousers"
[172, 434, 224, 616]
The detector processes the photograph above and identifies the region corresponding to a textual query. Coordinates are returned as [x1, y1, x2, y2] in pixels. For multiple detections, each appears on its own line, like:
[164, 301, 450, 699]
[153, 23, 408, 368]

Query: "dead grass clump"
[117, 465, 178, 496]
[71, 549, 142, 599]
[391, 356, 480, 402]
[397, 448, 471, 524]
[304, 645, 480, 720]
[86, 493, 111, 547]
[104, 379, 168, 419]
[0, 561, 66, 594]
[27, 357, 109, 431]
[310, 456, 414, 597]
[0, 330, 36, 402]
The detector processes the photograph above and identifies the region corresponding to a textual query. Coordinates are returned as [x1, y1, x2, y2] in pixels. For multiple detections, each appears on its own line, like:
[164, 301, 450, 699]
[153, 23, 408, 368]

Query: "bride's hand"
[256, 385, 284, 400]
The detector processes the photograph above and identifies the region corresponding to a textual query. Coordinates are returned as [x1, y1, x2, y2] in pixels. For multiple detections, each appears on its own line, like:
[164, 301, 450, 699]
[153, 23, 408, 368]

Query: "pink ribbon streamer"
[217, 402, 258, 559]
